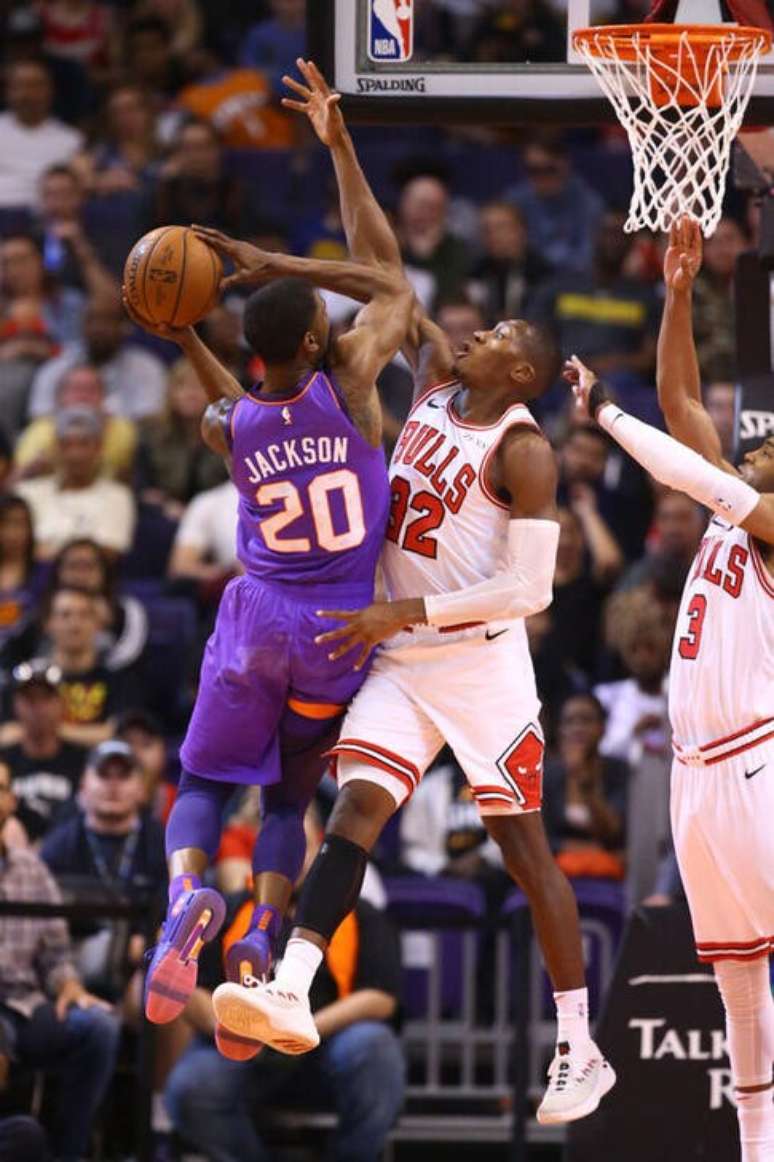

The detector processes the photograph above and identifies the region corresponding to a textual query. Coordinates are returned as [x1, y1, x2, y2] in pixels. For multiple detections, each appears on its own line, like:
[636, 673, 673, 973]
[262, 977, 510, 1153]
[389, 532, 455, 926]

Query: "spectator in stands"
[703, 379, 737, 459]
[435, 297, 486, 354]
[41, 739, 166, 1001]
[468, 0, 565, 64]
[15, 408, 136, 559]
[39, 0, 117, 80]
[35, 164, 119, 299]
[168, 479, 240, 586]
[137, 356, 228, 517]
[37, 585, 139, 745]
[504, 137, 605, 272]
[543, 693, 628, 881]
[200, 303, 251, 387]
[0, 232, 84, 354]
[116, 708, 173, 818]
[529, 209, 659, 392]
[165, 809, 405, 1162]
[123, 16, 188, 112]
[0, 659, 86, 842]
[46, 538, 149, 671]
[28, 292, 167, 419]
[150, 118, 251, 236]
[549, 503, 622, 681]
[692, 215, 747, 382]
[0, 496, 45, 666]
[396, 173, 472, 305]
[0, 757, 120, 1162]
[400, 750, 510, 903]
[619, 490, 704, 593]
[468, 200, 549, 322]
[0, 1115, 48, 1162]
[0, 433, 13, 493]
[595, 590, 670, 765]
[15, 364, 137, 481]
[0, 59, 83, 211]
[240, 0, 306, 95]
[76, 83, 160, 197]
[174, 59, 295, 151]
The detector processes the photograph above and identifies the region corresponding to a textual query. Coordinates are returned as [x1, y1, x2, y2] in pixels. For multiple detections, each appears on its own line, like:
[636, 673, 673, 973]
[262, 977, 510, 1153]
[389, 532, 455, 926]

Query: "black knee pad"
[296, 834, 368, 941]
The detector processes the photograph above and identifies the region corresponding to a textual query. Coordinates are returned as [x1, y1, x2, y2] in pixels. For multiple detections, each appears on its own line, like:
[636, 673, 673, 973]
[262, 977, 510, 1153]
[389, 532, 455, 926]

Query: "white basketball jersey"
[380, 381, 539, 634]
[669, 515, 774, 744]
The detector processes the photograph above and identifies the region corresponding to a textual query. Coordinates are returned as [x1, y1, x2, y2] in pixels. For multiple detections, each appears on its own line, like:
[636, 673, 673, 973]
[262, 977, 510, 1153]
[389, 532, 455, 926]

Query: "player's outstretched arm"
[658, 216, 729, 467]
[566, 355, 774, 547]
[193, 227, 407, 303]
[282, 59, 402, 273]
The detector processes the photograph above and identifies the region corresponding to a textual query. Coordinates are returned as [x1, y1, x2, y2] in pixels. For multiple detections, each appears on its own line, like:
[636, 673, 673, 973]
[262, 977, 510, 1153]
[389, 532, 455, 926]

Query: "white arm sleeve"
[424, 518, 559, 628]
[597, 403, 760, 526]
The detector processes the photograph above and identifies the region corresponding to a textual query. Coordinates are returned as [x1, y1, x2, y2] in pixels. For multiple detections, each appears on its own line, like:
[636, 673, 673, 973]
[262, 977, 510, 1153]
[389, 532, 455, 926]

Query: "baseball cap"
[11, 658, 62, 692]
[87, 739, 138, 772]
[55, 406, 102, 439]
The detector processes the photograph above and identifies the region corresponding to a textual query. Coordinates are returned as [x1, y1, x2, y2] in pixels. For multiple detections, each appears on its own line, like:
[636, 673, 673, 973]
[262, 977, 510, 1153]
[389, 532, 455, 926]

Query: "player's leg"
[212, 654, 442, 1051]
[672, 753, 774, 1161]
[145, 772, 233, 1024]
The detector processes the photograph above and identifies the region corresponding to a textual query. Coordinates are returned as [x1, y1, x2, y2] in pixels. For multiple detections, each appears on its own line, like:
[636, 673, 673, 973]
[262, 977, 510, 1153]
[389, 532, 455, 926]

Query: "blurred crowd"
[0, 0, 757, 1159]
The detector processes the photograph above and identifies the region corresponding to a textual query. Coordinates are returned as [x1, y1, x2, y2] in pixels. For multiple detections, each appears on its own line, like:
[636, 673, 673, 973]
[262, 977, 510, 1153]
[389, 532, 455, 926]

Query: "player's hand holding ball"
[191, 226, 277, 292]
[123, 225, 223, 329]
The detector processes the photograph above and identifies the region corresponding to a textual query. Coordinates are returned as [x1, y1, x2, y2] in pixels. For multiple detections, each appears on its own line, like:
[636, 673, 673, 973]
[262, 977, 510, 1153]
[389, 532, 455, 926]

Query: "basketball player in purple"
[125, 243, 411, 1057]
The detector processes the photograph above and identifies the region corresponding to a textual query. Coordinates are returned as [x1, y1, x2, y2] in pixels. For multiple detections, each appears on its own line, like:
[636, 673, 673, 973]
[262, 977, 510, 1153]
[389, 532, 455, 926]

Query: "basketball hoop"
[573, 23, 772, 236]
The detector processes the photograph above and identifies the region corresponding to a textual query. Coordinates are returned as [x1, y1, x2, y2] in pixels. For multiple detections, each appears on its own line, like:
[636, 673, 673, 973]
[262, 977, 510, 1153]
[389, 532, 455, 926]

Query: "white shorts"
[329, 623, 544, 816]
[671, 737, 774, 963]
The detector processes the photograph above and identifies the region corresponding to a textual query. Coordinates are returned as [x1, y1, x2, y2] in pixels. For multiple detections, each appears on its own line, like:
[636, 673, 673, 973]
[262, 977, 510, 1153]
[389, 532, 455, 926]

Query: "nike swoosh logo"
[744, 764, 765, 780]
[426, 399, 443, 408]
[485, 628, 510, 641]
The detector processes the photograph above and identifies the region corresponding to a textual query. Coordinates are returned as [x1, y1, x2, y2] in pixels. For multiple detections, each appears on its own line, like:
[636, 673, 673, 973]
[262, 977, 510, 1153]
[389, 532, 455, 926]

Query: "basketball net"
[573, 23, 771, 236]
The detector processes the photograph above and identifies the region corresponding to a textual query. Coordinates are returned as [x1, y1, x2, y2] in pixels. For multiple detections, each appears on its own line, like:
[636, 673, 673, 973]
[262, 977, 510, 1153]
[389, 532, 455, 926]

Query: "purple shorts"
[180, 574, 374, 785]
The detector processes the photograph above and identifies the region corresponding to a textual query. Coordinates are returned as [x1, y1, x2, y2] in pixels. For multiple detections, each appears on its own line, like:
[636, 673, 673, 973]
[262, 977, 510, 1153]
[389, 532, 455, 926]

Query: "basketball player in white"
[565, 215, 773, 1162]
[211, 59, 616, 1126]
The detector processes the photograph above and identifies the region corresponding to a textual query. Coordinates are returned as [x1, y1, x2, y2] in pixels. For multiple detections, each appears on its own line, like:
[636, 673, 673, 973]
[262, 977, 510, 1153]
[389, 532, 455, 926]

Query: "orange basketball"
[123, 225, 223, 328]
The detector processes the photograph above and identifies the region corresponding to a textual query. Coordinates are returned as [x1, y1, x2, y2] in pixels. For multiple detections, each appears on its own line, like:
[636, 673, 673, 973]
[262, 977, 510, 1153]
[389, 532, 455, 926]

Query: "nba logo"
[368, 0, 413, 63]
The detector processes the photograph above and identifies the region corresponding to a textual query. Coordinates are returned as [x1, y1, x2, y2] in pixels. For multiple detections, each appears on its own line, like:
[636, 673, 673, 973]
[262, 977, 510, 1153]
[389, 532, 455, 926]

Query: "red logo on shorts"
[497, 726, 544, 810]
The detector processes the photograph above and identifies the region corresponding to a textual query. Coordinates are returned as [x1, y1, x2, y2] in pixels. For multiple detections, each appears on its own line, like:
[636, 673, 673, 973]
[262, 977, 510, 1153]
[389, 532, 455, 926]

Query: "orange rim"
[573, 22, 772, 63]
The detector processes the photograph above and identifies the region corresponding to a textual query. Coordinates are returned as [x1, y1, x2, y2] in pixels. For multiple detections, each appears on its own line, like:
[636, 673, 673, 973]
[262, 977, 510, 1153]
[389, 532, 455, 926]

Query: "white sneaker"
[212, 981, 320, 1055]
[536, 1042, 616, 1125]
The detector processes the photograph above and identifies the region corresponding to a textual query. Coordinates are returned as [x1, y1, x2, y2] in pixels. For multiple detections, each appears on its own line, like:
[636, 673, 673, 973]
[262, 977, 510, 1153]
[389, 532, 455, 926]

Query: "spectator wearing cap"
[15, 407, 135, 559]
[0, 60, 83, 211]
[116, 709, 175, 821]
[36, 586, 140, 748]
[0, 759, 120, 1162]
[0, 660, 87, 842]
[14, 364, 137, 482]
[41, 740, 166, 1002]
[28, 294, 167, 421]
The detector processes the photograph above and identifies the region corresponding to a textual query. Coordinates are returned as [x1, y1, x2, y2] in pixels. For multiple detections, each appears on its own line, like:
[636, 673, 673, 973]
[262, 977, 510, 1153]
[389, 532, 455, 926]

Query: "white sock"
[554, 987, 591, 1050]
[272, 938, 324, 1000]
[737, 1087, 774, 1162]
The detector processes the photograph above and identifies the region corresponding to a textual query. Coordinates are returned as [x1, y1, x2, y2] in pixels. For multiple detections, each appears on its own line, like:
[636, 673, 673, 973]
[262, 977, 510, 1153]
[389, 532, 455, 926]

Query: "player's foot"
[145, 887, 225, 1024]
[214, 929, 274, 1061]
[212, 980, 320, 1055]
[536, 1041, 616, 1125]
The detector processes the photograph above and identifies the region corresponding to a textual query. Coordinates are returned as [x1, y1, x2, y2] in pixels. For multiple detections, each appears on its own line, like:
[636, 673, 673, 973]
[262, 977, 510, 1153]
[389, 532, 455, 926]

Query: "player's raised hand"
[191, 226, 274, 291]
[562, 354, 597, 417]
[282, 58, 344, 147]
[663, 214, 702, 293]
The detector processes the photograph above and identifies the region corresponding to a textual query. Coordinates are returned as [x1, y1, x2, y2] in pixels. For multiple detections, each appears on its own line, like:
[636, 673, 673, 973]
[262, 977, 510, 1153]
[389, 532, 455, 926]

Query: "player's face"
[455, 319, 538, 395]
[740, 437, 774, 493]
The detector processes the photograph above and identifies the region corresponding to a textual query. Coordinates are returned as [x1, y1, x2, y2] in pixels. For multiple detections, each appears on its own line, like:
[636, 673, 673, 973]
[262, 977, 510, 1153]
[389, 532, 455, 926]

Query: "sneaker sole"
[212, 983, 319, 1055]
[215, 933, 273, 1059]
[145, 889, 226, 1025]
[536, 1060, 617, 1126]
[215, 1023, 264, 1062]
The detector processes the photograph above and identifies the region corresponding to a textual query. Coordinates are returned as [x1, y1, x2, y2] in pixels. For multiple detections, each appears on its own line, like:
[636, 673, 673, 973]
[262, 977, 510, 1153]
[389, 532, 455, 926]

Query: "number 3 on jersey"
[678, 593, 707, 660]
[386, 475, 445, 558]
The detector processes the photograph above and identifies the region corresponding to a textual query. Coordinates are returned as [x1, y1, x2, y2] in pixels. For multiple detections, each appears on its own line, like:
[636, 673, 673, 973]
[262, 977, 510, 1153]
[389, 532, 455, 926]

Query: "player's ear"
[510, 360, 535, 386]
[303, 330, 321, 357]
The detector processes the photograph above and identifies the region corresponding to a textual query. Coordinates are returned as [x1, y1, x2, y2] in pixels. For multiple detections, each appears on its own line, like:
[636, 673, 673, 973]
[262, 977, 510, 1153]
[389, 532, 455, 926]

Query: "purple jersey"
[228, 370, 389, 589]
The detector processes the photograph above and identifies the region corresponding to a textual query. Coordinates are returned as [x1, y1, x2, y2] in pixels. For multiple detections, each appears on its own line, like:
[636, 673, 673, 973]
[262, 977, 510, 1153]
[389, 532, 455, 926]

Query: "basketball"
[123, 225, 223, 328]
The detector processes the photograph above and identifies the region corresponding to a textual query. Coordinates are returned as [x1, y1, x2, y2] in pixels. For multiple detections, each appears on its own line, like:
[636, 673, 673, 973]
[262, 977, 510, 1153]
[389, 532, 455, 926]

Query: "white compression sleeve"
[424, 518, 558, 628]
[597, 403, 760, 526]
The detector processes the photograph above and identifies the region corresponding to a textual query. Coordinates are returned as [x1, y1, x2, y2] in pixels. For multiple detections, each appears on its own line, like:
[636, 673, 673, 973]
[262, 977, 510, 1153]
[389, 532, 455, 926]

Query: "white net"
[574, 25, 770, 236]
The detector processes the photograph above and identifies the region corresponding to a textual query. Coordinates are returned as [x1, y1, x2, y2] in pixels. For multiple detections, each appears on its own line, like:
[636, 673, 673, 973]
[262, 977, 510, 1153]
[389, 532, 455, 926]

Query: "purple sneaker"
[215, 928, 273, 1061]
[145, 887, 225, 1024]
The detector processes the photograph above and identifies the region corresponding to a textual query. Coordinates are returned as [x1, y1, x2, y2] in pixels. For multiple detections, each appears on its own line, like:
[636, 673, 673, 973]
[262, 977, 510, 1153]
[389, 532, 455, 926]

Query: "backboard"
[307, 0, 774, 126]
